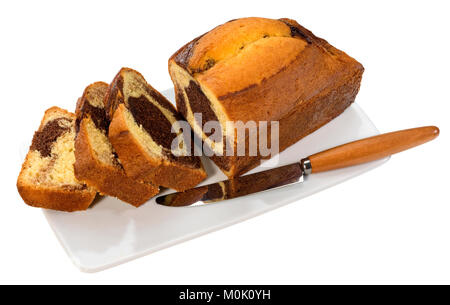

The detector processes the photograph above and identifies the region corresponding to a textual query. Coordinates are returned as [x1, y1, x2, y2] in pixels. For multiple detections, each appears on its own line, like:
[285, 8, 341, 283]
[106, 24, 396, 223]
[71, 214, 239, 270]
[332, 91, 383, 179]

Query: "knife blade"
[156, 163, 303, 206]
[156, 126, 439, 207]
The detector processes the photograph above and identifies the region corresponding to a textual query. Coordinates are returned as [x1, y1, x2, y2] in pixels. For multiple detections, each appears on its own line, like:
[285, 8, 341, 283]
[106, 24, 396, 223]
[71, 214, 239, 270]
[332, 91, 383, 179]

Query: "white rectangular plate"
[44, 89, 388, 272]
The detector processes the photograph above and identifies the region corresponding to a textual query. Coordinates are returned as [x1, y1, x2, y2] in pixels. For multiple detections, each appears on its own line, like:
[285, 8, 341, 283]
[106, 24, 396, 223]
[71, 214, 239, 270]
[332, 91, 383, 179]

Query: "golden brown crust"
[169, 17, 364, 178]
[108, 104, 207, 191]
[16, 182, 95, 212]
[218, 67, 364, 176]
[74, 119, 159, 206]
[17, 107, 96, 212]
[187, 18, 293, 73]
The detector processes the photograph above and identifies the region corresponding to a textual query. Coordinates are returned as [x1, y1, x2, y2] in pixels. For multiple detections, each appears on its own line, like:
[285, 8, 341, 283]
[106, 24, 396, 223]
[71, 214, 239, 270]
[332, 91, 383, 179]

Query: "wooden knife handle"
[307, 126, 439, 173]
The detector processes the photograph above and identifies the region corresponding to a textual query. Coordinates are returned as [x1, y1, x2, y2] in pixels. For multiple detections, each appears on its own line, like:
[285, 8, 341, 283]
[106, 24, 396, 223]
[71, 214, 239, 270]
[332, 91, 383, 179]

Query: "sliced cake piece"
[105, 68, 207, 191]
[74, 82, 159, 206]
[17, 107, 96, 212]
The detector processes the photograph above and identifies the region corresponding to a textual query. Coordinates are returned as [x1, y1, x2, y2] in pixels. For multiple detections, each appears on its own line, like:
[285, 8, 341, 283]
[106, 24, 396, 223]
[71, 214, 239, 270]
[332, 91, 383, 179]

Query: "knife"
[156, 126, 439, 207]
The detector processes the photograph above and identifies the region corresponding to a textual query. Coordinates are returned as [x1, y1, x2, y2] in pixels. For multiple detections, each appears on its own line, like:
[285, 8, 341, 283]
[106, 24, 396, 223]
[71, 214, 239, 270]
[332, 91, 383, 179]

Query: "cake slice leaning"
[105, 68, 207, 191]
[17, 107, 97, 212]
[74, 82, 159, 206]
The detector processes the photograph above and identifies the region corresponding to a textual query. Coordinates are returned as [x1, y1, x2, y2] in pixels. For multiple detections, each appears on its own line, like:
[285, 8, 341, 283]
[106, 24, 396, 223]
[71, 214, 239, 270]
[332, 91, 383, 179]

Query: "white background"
[1, 0, 449, 284]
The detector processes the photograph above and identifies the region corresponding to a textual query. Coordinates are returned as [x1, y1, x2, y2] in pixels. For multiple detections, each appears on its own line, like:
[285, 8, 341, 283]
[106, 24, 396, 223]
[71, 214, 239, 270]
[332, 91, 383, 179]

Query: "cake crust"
[17, 183, 96, 212]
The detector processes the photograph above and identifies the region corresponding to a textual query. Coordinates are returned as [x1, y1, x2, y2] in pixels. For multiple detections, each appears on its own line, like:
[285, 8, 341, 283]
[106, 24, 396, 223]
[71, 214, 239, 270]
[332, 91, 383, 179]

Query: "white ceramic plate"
[43, 89, 388, 272]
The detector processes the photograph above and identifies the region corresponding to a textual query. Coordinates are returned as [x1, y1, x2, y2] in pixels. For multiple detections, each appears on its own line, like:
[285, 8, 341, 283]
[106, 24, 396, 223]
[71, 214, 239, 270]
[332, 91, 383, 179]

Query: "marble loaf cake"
[74, 82, 159, 206]
[169, 17, 364, 178]
[17, 107, 97, 212]
[105, 68, 207, 191]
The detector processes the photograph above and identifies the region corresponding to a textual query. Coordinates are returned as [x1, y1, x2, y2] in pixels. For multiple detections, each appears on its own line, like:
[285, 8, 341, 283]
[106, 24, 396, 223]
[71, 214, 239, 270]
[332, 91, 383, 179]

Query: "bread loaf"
[169, 17, 364, 177]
